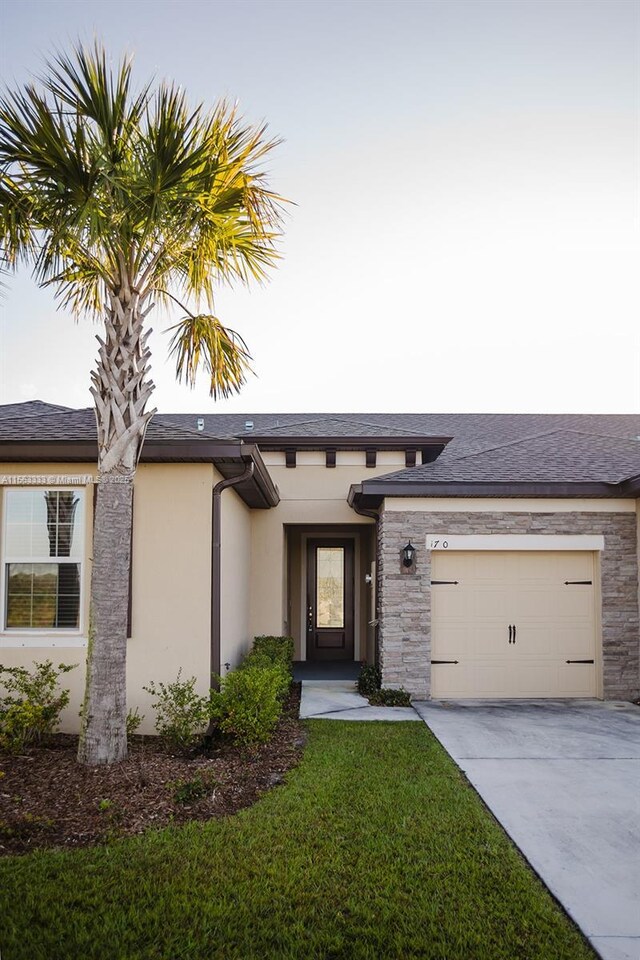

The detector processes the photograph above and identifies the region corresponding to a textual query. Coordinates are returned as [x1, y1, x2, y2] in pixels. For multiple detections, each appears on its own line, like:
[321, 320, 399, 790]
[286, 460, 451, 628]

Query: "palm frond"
[167, 312, 253, 399]
[0, 42, 287, 396]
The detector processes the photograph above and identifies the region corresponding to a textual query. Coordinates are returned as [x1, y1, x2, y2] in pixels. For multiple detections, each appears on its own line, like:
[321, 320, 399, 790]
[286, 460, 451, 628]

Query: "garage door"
[431, 551, 597, 698]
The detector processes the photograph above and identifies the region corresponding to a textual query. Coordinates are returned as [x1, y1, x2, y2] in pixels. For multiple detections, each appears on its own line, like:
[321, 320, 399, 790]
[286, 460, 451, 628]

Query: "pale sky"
[0, 0, 638, 415]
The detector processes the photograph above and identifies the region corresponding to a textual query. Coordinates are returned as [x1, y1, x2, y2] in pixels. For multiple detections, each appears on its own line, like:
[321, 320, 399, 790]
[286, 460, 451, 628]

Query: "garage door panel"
[558, 663, 597, 697]
[433, 588, 510, 621]
[433, 621, 506, 659]
[553, 588, 595, 619]
[431, 551, 597, 699]
[555, 625, 595, 659]
[431, 588, 468, 620]
[517, 662, 558, 696]
[431, 624, 466, 659]
[431, 663, 468, 699]
[472, 588, 511, 619]
[514, 624, 557, 658]
[470, 622, 512, 657]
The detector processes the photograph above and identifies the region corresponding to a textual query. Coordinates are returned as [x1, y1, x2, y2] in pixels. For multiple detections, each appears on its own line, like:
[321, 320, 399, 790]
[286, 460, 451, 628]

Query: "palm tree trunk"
[77, 476, 133, 764]
[78, 290, 155, 765]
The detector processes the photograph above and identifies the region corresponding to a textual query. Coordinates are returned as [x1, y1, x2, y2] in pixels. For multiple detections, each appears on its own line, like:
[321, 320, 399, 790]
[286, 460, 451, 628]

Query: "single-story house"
[1, 401, 639, 732]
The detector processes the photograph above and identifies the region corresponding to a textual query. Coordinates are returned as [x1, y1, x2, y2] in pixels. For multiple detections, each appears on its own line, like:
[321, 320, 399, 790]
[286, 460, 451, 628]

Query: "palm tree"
[0, 44, 285, 765]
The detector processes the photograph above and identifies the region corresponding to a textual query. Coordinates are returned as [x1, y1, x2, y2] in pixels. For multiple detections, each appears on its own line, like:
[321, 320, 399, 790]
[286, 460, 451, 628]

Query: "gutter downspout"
[211, 462, 254, 691]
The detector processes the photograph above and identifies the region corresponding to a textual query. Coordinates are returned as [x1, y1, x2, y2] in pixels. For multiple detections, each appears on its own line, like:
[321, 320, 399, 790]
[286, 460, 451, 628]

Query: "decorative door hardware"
[508, 624, 517, 644]
[564, 580, 592, 585]
[566, 659, 594, 664]
[432, 660, 459, 665]
[431, 580, 459, 585]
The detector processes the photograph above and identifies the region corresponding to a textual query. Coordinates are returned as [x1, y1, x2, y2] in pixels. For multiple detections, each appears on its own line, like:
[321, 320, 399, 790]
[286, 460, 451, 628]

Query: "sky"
[0, 0, 638, 415]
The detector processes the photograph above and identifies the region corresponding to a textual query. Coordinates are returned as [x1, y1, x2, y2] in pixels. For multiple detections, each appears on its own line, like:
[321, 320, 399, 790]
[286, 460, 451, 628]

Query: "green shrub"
[170, 773, 217, 805]
[126, 707, 144, 740]
[143, 671, 214, 754]
[216, 664, 286, 745]
[240, 652, 290, 698]
[0, 661, 76, 753]
[368, 688, 412, 707]
[252, 635, 294, 666]
[357, 662, 381, 697]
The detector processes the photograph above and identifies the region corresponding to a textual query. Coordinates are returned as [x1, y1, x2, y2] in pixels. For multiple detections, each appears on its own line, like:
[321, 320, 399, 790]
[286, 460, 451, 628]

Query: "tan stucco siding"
[128, 463, 214, 732]
[0, 462, 219, 734]
[248, 461, 387, 640]
[220, 482, 252, 673]
[272, 463, 405, 502]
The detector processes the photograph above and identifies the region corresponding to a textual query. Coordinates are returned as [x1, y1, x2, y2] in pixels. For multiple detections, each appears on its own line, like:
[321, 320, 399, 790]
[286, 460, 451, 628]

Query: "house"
[1, 401, 638, 731]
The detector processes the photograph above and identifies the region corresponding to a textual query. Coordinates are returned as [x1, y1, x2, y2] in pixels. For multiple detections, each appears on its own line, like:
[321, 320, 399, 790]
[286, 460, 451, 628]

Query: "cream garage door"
[431, 551, 597, 698]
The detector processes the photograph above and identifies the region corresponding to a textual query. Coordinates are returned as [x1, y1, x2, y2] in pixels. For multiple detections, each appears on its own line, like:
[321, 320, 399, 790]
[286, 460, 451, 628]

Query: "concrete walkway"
[300, 680, 420, 721]
[413, 699, 640, 960]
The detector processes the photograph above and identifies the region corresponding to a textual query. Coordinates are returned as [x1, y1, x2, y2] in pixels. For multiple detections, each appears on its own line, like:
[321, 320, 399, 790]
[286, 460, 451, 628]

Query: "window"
[2, 488, 84, 630]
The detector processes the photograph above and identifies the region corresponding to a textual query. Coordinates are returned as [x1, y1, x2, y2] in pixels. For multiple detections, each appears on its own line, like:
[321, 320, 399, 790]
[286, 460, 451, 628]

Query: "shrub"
[252, 635, 294, 666]
[368, 688, 412, 707]
[0, 661, 76, 753]
[240, 652, 290, 699]
[126, 707, 144, 740]
[170, 773, 217, 805]
[216, 664, 286, 745]
[143, 671, 214, 754]
[357, 662, 381, 697]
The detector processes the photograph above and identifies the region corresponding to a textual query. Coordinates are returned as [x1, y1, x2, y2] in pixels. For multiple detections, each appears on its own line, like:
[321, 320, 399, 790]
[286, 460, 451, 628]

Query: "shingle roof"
[0, 405, 232, 444]
[371, 429, 640, 485]
[0, 400, 72, 419]
[160, 411, 640, 450]
[2, 403, 639, 490]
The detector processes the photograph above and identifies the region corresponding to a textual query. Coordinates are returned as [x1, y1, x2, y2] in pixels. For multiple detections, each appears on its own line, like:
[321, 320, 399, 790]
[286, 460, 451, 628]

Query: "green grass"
[0, 721, 594, 960]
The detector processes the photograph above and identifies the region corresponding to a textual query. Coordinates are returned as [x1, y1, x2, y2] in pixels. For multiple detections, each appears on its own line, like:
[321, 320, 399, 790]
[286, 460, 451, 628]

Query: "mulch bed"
[0, 683, 304, 857]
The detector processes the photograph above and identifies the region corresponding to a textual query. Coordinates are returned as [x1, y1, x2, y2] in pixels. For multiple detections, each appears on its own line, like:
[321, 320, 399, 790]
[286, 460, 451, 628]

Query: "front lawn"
[0, 721, 594, 960]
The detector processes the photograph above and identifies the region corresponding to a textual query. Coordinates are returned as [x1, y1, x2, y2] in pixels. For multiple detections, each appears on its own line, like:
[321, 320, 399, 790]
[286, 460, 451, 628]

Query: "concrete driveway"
[412, 700, 640, 960]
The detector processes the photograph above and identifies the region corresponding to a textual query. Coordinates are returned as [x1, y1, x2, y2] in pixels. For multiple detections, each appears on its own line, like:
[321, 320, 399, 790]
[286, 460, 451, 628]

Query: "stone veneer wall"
[377, 509, 639, 701]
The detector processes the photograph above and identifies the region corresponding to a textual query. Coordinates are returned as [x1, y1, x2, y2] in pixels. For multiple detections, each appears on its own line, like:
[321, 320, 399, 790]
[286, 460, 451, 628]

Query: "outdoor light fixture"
[402, 541, 416, 567]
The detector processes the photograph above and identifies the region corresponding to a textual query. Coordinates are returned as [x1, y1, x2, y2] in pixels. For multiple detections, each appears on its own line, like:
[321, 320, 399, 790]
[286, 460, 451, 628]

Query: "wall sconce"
[402, 541, 416, 568]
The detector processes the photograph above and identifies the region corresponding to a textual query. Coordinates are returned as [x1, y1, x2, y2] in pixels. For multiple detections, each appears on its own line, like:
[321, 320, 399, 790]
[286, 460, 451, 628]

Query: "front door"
[306, 539, 354, 660]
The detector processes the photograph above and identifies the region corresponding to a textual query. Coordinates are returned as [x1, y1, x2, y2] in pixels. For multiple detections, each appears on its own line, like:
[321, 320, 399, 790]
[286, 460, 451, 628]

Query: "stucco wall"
[0, 463, 219, 734]
[248, 454, 394, 642]
[220, 480, 252, 673]
[378, 503, 639, 701]
[128, 463, 214, 732]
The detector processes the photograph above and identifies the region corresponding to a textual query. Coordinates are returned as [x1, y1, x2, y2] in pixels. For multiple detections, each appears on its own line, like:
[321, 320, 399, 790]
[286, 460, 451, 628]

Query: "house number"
[428, 539, 449, 549]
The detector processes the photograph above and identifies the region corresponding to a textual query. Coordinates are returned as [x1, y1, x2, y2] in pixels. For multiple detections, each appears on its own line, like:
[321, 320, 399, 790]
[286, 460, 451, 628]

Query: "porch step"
[299, 680, 421, 722]
[293, 660, 361, 682]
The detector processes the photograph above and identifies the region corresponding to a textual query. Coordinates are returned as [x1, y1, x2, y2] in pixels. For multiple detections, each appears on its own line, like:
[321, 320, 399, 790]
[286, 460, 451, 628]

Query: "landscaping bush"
[240, 652, 290, 698]
[169, 773, 217, 805]
[216, 664, 287, 746]
[0, 661, 76, 753]
[143, 672, 214, 754]
[357, 662, 381, 697]
[126, 707, 144, 741]
[368, 688, 412, 707]
[252, 635, 294, 667]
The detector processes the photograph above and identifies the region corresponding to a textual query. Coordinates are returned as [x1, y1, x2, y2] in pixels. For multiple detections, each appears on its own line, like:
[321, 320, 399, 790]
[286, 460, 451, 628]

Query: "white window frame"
[0, 485, 89, 646]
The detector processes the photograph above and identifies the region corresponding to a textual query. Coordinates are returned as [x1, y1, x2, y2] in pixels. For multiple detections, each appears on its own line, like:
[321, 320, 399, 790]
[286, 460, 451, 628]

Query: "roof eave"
[619, 474, 640, 496]
[245, 435, 452, 453]
[349, 479, 632, 509]
[0, 440, 280, 509]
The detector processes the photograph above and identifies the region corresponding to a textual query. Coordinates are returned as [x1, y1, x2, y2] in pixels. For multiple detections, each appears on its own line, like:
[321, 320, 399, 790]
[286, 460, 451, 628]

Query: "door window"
[316, 547, 344, 628]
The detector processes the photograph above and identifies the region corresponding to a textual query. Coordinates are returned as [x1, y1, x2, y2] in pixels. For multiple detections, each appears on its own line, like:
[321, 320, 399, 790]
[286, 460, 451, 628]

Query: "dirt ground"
[0, 683, 304, 856]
